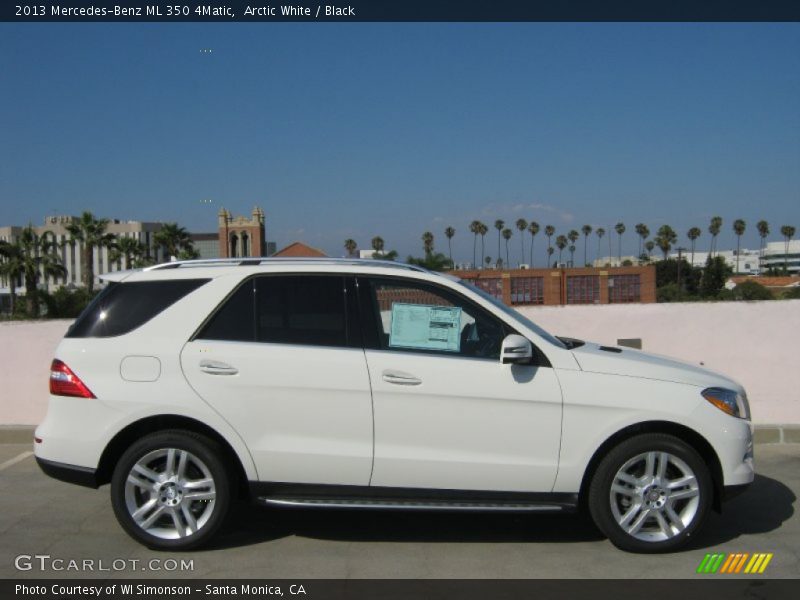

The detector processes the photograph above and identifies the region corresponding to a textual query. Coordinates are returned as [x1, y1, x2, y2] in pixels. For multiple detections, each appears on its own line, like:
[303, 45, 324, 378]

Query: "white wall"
[1, 301, 798, 425]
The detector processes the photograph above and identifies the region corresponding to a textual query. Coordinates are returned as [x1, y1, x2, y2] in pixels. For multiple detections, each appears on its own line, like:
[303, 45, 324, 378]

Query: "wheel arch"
[577, 420, 725, 513]
[96, 414, 250, 499]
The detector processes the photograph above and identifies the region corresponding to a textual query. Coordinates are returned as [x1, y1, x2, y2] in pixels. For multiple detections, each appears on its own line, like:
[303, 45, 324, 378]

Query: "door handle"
[382, 370, 422, 386]
[199, 360, 238, 375]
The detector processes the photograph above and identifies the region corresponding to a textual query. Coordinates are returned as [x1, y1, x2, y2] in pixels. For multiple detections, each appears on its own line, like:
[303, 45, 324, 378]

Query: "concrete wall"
[1, 300, 798, 425]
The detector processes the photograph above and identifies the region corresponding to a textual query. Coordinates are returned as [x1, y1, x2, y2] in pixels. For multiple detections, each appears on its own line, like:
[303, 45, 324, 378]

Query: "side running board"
[257, 497, 569, 512]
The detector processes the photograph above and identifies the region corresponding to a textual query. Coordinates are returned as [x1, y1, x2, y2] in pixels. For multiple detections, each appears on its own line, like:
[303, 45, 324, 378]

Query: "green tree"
[478, 222, 488, 269]
[634, 223, 649, 259]
[700, 255, 732, 298]
[343, 238, 357, 257]
[687, 227, 702, 266]
[469, 220, 481, 269]
[567, 229, 579, 266]
[109, 236, 146, 270]
[732, 280, 773, 301]
[546, 246, 555, 268]
[515, 219, 527, 267]
[154, 223, 196, 262]
[780, 225, 796, 273]
[0, 240, 23, 314]
[502, 228, 512, 267]
[494, 220, 504, 267]
[614, 222, 626, 261]
[407, 252, 452, 272]
[645, 240, 655, 258]
[555, 234, 568, 265]
[422, 231, 435, 257]
[581, 224, 592, 267]
[544, 225, 555, 266]
[371, 235, 385, 259]
[733, 219, 746, 274]
[527, 221, 540, 268]
[444, 227, 455, 265]
[1, 227, 66, 317]
[65, 211, 116, 294]
[708, 216, 723, 257]
[596, 227, 606, 262]
[655, 225, 678, 260]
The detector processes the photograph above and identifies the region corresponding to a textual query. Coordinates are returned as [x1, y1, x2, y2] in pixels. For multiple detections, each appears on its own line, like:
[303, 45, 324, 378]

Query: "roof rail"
[143, 257, 431, 273]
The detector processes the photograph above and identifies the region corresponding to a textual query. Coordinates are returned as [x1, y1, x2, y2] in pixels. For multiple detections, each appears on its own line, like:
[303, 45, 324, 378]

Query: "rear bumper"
[36, 457, 98, 489]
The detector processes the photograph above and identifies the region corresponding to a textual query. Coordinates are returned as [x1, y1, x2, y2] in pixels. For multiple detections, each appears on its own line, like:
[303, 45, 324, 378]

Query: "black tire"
[111, 430, 232, 550]
[588, 433, 712, 553]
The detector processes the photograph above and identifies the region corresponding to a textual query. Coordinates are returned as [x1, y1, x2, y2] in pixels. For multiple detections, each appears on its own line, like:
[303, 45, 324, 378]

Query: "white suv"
[35, 258, 753, 553]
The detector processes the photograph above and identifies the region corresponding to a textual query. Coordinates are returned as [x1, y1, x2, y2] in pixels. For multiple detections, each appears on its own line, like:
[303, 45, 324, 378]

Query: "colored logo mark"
[696, 553, 773, 574]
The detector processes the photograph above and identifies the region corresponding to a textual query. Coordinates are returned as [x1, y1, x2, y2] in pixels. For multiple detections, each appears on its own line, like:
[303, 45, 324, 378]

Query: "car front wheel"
[111, 430, 231, 550]
[588, 433, 712, 553]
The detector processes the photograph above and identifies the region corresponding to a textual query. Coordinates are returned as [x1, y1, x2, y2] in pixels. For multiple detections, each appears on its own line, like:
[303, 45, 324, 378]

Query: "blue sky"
[1, 23, 798, 261]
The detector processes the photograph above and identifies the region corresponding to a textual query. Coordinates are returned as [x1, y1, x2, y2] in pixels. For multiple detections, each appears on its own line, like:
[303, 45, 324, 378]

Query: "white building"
[761, 240, 800, 275]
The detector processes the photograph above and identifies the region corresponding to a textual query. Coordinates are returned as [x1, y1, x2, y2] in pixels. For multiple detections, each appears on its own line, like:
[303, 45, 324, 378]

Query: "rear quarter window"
[66, 279, 209, 338]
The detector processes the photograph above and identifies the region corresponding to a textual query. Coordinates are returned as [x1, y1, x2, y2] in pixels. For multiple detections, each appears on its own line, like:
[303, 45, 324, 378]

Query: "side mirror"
[500, 334, 533, 365]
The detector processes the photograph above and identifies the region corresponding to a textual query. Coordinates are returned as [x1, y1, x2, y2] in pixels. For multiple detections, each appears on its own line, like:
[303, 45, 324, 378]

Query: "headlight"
[702, 387, 750, 420]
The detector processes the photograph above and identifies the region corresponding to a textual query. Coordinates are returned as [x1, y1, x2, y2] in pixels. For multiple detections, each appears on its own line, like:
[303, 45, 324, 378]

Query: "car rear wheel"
[588, 433, 712, 553]
[111, 430, 231, 550]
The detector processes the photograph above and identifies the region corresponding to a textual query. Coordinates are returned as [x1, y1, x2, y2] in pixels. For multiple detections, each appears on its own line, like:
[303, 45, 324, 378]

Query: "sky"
[1, 23, 799, 262]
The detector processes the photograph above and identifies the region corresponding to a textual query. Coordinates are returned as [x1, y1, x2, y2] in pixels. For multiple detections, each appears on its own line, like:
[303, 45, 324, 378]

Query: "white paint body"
[34, 262, 754, 497]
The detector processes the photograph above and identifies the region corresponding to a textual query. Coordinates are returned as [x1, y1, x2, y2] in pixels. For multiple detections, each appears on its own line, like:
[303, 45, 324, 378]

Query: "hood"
[570, 342, 742, 391]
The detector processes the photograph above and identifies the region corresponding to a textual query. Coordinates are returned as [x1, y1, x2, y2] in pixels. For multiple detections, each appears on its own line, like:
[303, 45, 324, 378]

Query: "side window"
[198, 275, 349, 348]
[364, 278, 507, 360]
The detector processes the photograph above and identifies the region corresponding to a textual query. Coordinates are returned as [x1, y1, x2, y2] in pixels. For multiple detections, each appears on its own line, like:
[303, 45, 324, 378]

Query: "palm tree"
[371, 235, 385, 259]
[546, 246, 554, 268]
[515, 219, 527, 267]
[0, 241, 23, 315]
[3, 227, 66, 316]
[614, 222, 626, 262]
[343, 239, 357, 257]
[568, 245, 576, 266]
[555, 235, 568, 265]
[469, 220, 481, 269]
[109, 236, 146, 270]
[708, 216, 722, 257]
[154, 223, 195, 262]
[502, 228, 512, 267]
[478, 222, 488, 269]
[494, 220, 504, 267]
[444, 227, 455, 265]
[422, 231, 435, 257]
[567, 230, 579, 266]
[581, 225, 592, 267]
[756, 220, 770, 263]
[645, 240, 655, 258]
[596, 228, 606, 262]
[780, 225, 796, 273]
[528, 221, 540, 268]
[65, 211, 115, 295]
[655, 225, 677, 261]
[544, 225, 555, 266]
[687, 227, 702, 266]
[732, 219, 746, 274]
[634, 224, 649, 259]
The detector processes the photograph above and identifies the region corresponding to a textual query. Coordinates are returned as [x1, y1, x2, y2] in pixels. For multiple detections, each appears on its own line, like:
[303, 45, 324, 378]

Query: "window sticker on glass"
[388, 303, 462, 352]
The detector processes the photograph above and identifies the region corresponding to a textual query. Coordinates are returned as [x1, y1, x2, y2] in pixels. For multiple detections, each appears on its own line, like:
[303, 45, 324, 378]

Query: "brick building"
[218, 206, 267, 258]
[452, 265, 656, 306]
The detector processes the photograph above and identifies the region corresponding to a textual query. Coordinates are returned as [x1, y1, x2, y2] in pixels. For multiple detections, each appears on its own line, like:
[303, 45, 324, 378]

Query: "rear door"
[181, 274, 374, 485]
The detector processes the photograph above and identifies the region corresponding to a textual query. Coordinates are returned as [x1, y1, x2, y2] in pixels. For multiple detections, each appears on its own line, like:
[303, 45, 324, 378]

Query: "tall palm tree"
[634, 224, 649, 258]
[494, 220, 504, 267]
[567, 230, 579, 266]
[469, 220, 481, 269]
[596, 228, 606, 262]
[343, 239, 357, 257]
[478, 222, 488, 269]
[370, 236, 385, 259]
[544, 225, 555, 266]
[732, 219, 746, 274]
[687, 227, 702, 266]
[555, 235, 568, 265]
[444, 227, 455, 265]
[502, 228, 512, 267]
[581, 224, 592, 267]
[645, 240, 655, 259]
[708, 216, 722, 257]
[515, 219, 527, 267]
[780, 225, 796, 273]
[546, 246, 555, 268]
[65, 211, 115, 294]
[655, 224, 677, 261]
[422, 231, 435, 257]
[756, 220, 770, 262]
[614, 222, 626, 262]
[527, 221, 540, 268]
[154, 223, 196, 262]
[0, 240, 23, 314]
[568, 245, 576, 266]
[5, 227, 66, 316]
[109, 236, 146, 270]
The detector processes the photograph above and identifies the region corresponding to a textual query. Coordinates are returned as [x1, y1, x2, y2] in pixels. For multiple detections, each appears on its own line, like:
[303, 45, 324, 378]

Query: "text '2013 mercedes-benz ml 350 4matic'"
[35, 258, 753, 553]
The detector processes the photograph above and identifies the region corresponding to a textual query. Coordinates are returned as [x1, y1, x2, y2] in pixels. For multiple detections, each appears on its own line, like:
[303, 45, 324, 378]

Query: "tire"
[588, 433, 712, 553]
[111, 430, 232, 550]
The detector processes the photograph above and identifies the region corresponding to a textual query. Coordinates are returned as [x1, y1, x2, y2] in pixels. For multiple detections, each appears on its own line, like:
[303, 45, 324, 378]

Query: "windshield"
[457, 280, 567, 349]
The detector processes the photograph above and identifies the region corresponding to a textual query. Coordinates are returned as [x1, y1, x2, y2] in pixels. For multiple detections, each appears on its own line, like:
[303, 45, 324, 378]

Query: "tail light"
[49, 359, 96, 399]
